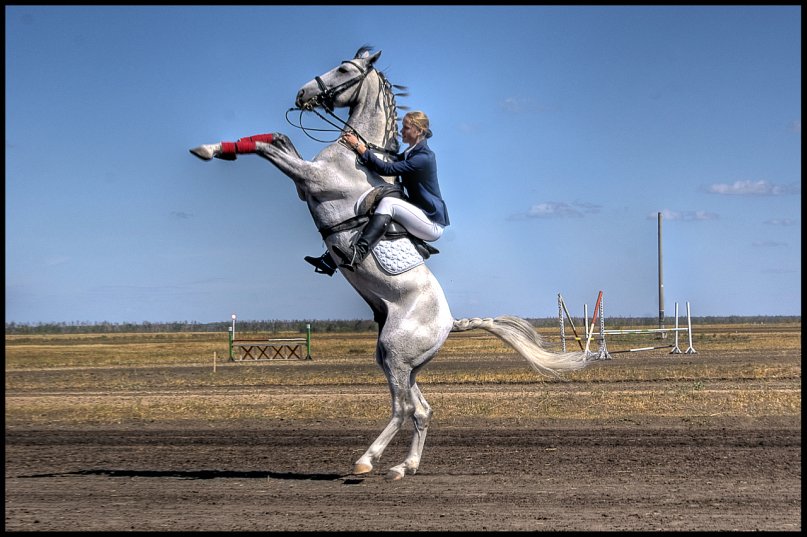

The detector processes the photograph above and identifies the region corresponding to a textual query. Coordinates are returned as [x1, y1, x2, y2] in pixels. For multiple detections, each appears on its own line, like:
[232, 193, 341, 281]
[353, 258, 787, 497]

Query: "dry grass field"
[4, 322, 801, 424]
[5, 321, 801, 531]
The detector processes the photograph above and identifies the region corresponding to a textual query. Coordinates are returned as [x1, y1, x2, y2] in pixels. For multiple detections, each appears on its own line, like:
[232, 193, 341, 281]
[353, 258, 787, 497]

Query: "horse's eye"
[337, 66, 348, 74]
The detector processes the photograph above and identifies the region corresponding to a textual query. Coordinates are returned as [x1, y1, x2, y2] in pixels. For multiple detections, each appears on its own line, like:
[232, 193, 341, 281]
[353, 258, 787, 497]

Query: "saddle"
[358, 184, 440, 260]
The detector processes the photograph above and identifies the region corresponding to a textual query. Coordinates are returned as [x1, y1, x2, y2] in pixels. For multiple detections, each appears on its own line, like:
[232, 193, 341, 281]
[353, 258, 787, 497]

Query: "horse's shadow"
[19, 468, 352, 482]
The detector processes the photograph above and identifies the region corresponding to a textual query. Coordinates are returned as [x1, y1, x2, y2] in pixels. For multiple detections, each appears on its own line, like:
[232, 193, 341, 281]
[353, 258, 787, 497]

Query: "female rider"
[332, 110, 449, 271]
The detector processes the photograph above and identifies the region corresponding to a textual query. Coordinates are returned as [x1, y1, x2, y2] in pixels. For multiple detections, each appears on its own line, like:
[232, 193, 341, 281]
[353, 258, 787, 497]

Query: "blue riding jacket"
[359, 140, 450, 227]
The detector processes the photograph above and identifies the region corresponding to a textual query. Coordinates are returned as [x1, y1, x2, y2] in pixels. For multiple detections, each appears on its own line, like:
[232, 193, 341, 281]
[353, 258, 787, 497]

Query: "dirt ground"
[5, 418, 801, 531]
[4, 343, 802, 531]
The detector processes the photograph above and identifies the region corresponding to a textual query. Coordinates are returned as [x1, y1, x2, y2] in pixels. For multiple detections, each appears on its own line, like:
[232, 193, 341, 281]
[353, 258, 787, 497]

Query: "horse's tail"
[451, 316, 591, 379]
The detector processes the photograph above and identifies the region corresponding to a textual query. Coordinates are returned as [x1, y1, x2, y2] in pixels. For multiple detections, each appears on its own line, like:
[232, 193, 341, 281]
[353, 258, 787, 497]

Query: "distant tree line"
[4, 316, 800, 335]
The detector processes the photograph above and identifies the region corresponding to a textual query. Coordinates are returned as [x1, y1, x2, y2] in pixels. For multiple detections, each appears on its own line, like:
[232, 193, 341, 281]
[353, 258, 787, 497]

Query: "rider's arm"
[361, 149, 428, 176]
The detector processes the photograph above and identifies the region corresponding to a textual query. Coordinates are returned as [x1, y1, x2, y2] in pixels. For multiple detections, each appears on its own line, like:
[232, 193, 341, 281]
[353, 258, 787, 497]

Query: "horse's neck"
[347, 74, 397, 154]
[305, 74, 397, 231]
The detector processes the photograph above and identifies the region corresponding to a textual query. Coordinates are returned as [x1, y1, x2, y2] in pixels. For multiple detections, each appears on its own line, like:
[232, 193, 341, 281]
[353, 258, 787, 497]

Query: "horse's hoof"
[189, 144, 218, 161]
[352, 462, 373, 475]
[385, 468, 405, 481]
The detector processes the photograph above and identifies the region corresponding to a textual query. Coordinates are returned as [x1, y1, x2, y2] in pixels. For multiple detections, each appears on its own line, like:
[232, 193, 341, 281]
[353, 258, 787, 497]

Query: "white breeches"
[375, 197, 444, 242]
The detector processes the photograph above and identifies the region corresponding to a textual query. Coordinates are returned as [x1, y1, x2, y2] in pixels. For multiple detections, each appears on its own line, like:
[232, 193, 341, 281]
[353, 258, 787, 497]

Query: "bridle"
[311, 59, 371, 113]
[285, 59, 399, 155]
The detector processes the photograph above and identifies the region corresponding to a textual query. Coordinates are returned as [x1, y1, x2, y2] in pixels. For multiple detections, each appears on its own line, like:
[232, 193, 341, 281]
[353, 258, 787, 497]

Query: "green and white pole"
[305, 323, 312, 359]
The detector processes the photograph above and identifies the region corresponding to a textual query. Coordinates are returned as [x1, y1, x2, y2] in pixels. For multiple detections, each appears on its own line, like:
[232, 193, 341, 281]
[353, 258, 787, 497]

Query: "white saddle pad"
[372, 238, 424, 275]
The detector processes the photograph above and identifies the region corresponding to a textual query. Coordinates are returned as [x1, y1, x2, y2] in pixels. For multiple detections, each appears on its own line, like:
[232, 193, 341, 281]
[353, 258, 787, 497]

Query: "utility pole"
[658, 212, 666, 338]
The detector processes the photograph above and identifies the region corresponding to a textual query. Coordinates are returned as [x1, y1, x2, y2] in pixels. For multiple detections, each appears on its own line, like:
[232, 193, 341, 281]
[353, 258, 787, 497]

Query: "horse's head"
[295, 46, 382, 111]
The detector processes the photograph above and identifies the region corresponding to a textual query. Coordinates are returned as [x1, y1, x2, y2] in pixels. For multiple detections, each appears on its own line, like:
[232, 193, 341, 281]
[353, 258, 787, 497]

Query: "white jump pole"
[685, 302, 697, 354]
[670, 302, 682, 353]
[583, 303, 589, 339]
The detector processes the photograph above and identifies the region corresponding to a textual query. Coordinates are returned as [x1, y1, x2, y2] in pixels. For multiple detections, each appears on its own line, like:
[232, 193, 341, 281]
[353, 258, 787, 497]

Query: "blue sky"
[6, 5, 801, 324]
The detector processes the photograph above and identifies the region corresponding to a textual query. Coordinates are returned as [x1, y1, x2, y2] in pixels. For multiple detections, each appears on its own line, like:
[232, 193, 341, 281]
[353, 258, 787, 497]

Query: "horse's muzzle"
[295, 89, 307, 109]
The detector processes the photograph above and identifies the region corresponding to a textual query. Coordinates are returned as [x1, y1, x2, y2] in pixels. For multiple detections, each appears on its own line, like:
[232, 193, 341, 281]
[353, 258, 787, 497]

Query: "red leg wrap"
[243, 133, 274, 144]
[219, 134, 273, 159]
[235, 140, 256, 153]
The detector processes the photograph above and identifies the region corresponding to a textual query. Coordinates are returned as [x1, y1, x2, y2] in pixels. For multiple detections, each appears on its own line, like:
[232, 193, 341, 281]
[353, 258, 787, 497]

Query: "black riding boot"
[304, 251, 338, 276]
[333, 214, 392, 271]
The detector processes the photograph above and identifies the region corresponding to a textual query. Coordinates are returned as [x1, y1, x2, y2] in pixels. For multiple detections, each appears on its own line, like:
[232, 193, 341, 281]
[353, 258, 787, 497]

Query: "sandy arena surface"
[5, 414, 801, 530]
[5, 342, 801, 531]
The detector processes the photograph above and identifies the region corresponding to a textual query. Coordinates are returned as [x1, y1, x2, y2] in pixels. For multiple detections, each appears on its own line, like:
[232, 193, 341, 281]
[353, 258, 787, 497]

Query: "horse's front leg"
[189, 132, 279, 161]
[267, 132, 303, 160]
[189, 133, 313, 199]
[254, 137, 317, 185]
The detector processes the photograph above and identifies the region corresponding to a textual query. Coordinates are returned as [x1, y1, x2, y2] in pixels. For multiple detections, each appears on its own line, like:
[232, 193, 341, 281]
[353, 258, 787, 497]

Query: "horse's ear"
[367, 50, 382, 65]
[355, 46, 382, 64]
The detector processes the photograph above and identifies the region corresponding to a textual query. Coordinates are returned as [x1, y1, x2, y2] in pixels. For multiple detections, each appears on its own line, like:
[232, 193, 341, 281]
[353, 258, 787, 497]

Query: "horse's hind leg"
[354, 352, 443, 480]
[386, 378, 432, 480]
[352, 358, 410, 476]
[353, 291, 452, 479]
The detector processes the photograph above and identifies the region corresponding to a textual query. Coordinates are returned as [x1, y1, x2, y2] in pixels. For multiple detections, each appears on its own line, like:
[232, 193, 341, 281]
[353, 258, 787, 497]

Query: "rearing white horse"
[191, 46, 593, 480]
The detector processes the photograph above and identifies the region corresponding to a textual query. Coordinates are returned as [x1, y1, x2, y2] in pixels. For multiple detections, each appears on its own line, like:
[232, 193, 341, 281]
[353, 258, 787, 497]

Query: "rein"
[285, 107, 396, 156]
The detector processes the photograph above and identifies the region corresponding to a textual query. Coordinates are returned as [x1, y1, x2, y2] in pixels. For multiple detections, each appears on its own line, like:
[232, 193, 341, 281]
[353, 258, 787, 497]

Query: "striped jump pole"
[593, 293, 612, 360]
[584, 291, 603, 354]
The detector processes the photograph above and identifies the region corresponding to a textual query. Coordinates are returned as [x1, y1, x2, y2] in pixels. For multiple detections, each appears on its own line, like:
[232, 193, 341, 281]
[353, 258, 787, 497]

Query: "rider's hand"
[342, 132, 360, 150]
[342, 132, 366, 155]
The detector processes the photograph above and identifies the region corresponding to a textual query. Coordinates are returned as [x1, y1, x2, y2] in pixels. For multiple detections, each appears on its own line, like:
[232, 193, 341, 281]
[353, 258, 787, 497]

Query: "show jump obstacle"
[556, 215, 697, 359]
[558, 291, 696, 360]
[227, 314, 312, 361]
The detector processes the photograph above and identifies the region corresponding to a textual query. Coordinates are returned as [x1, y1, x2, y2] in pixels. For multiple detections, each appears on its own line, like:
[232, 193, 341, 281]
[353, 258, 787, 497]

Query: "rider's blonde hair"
[404, 111, 433, 139]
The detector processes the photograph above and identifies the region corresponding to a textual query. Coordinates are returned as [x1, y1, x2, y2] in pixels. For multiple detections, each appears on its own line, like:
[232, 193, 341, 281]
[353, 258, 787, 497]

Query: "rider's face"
[401, 121, 420, 145]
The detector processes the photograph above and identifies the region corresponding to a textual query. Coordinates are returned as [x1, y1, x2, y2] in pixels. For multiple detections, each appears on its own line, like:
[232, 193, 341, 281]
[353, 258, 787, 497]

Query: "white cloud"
[764, 218, 798, 226]
[523, 201, 602, 219]
[456, 122, 481, 134]
[653, 209, 719, 221]
[499, 96, 542, 114]
[528, 202, 581, 218]
[705, 180, 799, 196]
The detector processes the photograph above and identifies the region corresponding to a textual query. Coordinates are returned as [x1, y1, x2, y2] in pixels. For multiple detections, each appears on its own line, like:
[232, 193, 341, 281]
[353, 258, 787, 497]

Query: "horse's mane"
[377, 70, 404, 155]
[357, 45, 406, 155]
